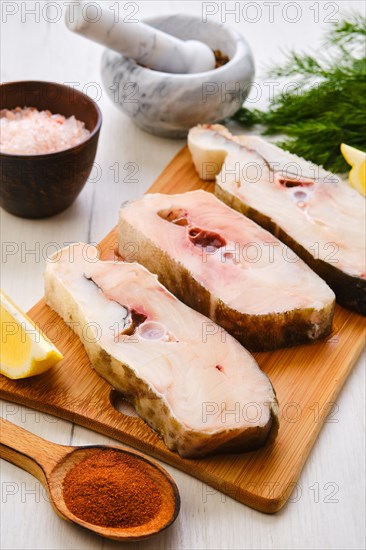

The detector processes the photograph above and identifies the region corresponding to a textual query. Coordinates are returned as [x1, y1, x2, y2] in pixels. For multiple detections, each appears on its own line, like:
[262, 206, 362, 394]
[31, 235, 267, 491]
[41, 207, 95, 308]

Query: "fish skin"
[188, 124, 366, 315]
[44, 243, 278, 458]
[118, 191, 335, 351]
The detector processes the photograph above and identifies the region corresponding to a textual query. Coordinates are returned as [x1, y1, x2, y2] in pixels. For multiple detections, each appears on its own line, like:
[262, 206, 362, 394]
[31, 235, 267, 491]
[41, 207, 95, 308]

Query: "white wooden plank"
[1, 2, 365, 549]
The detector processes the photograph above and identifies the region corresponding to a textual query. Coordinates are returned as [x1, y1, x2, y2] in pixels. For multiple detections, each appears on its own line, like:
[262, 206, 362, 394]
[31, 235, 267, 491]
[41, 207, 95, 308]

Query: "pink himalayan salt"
[0, 106, 90, 155]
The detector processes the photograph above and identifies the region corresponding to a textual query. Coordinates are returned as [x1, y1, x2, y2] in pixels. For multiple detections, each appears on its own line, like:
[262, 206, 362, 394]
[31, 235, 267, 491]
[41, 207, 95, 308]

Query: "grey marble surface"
[101, 15, 255, 137]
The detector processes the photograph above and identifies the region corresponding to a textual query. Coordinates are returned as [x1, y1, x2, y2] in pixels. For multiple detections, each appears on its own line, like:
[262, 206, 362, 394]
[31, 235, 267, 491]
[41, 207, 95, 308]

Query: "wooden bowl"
[0, 81, 102, 218]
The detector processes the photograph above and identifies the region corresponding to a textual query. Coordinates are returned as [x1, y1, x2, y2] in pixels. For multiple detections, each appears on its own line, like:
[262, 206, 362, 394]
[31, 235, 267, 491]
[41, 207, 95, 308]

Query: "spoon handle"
[0, 417, 72, 480]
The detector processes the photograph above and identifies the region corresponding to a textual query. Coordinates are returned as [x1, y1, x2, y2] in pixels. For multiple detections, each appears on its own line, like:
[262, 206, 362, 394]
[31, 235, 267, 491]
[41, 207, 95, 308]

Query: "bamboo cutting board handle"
[0, 417, 72, 480]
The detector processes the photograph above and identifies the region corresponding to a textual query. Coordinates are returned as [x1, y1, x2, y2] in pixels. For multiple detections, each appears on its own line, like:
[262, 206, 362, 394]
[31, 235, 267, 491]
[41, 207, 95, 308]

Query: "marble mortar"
[101, 15, 255, 138]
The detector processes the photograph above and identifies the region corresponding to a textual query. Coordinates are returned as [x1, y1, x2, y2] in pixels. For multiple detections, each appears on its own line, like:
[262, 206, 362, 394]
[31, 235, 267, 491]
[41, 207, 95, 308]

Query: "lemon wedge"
[341, 143, 366, 197]
[0, 290, 63, 379]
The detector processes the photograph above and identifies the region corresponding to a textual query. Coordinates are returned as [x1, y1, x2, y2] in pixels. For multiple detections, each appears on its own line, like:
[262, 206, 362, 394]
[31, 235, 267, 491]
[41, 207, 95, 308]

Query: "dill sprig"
[232, 15, 366, 173]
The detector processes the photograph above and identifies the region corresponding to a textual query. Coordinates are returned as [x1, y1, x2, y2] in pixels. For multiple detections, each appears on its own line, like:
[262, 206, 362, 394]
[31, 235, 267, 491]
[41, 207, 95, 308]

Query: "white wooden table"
[1, 2, 365, 549]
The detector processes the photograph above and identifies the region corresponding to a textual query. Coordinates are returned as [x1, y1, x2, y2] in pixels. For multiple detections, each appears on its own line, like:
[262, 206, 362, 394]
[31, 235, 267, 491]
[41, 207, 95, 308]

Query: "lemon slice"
[0, 290, 63, 379]
[341, 143, 366, 197]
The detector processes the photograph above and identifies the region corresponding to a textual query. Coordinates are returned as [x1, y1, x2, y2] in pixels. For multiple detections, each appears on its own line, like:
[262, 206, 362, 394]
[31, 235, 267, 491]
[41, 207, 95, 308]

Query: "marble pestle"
[65, 2, 216, 74]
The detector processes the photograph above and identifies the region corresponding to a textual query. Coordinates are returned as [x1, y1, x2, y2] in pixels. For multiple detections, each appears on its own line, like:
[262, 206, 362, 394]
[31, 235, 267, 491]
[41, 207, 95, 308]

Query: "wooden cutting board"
[1, 147, 365, 513]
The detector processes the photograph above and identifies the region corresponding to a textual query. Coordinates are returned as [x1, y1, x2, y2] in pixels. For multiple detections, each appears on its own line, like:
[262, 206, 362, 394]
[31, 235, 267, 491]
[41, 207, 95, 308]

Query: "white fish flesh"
[188, 124, 366, 314]
[118, 191, 335, 351]
[44, 243, 278, 458]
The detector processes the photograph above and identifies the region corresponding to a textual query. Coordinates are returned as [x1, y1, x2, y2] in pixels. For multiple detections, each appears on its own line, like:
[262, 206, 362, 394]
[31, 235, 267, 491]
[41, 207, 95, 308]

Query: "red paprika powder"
[62, 449, 162, 528]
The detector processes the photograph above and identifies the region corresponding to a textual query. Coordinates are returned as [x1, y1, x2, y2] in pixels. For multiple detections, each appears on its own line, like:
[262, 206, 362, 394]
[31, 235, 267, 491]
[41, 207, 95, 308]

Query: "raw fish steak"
[188, 124, 366, 314]
[118, 190, 335, 351]
[44, 243, 278, 458]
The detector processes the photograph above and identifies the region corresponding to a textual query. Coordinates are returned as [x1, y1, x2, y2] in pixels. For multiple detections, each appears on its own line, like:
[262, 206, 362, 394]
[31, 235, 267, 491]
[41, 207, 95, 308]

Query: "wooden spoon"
[0, 418, 180, 541]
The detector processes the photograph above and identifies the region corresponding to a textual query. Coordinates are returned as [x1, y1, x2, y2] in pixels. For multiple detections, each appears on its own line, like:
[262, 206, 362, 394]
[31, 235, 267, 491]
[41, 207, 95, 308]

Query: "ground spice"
[213, 49, 229, 68]
[63, 449, 163, 528]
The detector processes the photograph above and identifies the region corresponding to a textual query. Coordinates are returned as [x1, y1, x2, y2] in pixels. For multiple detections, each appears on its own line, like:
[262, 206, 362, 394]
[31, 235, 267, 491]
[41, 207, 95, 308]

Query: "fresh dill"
[232, 15, 366, 173]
